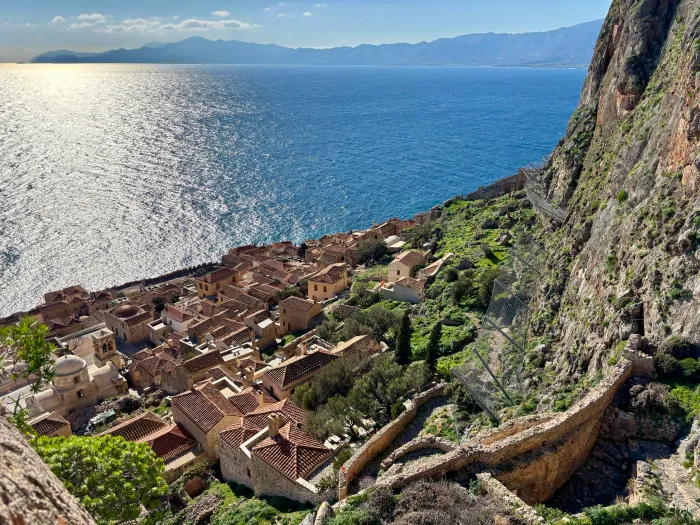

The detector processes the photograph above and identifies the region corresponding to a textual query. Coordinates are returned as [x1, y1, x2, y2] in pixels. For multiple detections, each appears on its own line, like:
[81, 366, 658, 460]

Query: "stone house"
[218, 286, 268, 313]
[332, 335, 381, 357]
[128, 349, 176, 389]
[25, 355, 128, 420]
[45, 315, 84, 338]
[104, 303, 152, 343]
[307, 264, 349, 302]
[196, 268, 235, 300]
[38, 285, 90, 323]
[219, 411, 333, 505]
[171, 380, 244, 459]
[380, 277, 426, 304]
[243, 310, 277, 350]
[161, 350, 224, 395]
[100, 411, 205, 482]
[261, 350, 338, 400]
[387, 251, 425, 283]
[28, 412, 72, 438]
[417, 253, 454, 281]
[278, 297, 323, 335]
[162, 305, 195, 333]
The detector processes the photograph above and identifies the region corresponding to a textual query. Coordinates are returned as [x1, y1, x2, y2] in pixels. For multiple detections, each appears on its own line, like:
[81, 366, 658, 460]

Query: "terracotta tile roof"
[164, 305, 193, 324]
[333, 335, 377, 357]
[252, 422, 332, 480]
[394, 250, 425, 268]
[245, 309, 272, 325]
[220, 287, 267, 311]
[246, 286, 275, 303]
[222, 327, 254, 348]
[141, 423, 198, 462]
[245, 399, 306, 429]
[195, 380, 244, 417]
[394, 277, 426, 291]
[29, 412, 70, 437]
[279, 296, 317, 313]
[134, 355, 172, 378]
[182, 351, 223, 374]
[228, 387, 277, 415]
[219, 419, 262, 449]
[100, 412, 168, 441]
[172, 386, 240, 433]
[263, 351, 338, 389]
[132, 349, 153, 362]
[199, 268, 234, 284]
[309, 264, 347, 285]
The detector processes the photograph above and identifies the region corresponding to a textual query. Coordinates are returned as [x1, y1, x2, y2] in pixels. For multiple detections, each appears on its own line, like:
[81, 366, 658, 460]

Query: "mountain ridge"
[31, 19, 603, 68]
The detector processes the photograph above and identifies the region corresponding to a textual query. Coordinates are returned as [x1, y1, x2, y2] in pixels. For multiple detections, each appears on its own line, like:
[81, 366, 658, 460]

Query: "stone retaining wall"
[337, 383, 447, 500]
[380, 436, 456, 471]
[372, 359, 641, 504]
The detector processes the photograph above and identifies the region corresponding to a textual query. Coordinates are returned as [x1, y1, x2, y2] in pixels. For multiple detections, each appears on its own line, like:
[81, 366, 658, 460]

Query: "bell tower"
[92, 328, 123, 368]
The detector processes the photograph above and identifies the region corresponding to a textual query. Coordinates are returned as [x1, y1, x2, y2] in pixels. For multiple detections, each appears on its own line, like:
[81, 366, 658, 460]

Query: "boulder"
[609, 410, 637, 441]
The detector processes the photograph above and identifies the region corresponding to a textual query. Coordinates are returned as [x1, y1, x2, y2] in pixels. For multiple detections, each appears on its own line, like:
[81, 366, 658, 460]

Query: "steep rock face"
[533, 0, 700, 379]
[0, 416, 95, 524]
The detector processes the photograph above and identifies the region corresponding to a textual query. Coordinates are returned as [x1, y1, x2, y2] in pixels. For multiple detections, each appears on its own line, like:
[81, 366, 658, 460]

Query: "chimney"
[245, 368, 255, 384]
[257, 391, 266, 407]
[299, 342, 308, 356]
[268, 413, 283, 438]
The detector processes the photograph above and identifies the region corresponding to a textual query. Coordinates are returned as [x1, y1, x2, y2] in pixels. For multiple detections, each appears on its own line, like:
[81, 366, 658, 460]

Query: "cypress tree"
[426, 321, 442, 372]
[396, 311, 412, 366]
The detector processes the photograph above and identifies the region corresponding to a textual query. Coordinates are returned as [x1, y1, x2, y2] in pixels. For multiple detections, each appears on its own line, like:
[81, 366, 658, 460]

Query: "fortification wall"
[357, 359, 639, 504]
[337, 383, 446, 500]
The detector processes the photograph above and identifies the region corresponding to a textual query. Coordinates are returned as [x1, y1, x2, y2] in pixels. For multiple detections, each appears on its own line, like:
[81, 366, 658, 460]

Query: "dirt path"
[348, 396, 451, 495]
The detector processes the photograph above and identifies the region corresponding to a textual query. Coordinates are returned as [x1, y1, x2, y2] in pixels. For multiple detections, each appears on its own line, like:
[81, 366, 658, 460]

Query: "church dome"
[112, 304, 140, 319]
[54, 355, 87, 377]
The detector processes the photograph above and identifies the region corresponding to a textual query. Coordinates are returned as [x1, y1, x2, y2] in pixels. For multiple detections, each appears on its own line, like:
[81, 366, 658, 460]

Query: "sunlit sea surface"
[0, 64, 585, 316]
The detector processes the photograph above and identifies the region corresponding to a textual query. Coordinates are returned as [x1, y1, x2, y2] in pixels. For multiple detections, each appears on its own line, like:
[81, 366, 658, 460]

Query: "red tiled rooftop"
[252, 422, 332, 480]
[29, 412, 70, 437]
[263, 351, 337, 389]
[100, 412, 168, 442]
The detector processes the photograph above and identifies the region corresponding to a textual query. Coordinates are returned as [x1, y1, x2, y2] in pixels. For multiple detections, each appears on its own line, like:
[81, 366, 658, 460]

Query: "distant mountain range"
[31, 19, 603, 68]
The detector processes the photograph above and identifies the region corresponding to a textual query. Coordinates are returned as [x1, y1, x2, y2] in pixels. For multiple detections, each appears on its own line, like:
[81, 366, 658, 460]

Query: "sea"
[0, 64, 586, 316]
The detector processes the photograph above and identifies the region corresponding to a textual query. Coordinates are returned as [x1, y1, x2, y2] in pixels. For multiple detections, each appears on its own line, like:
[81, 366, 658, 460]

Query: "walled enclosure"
[340, 353, 648, 504]
[337, 383, 446, 500]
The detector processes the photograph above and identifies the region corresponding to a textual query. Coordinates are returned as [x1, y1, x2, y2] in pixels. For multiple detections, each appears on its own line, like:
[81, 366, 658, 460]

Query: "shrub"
[617, 189, 629, 204]
[391, 401, 407, 420]
[654, 353, 682, 380]
[357, 239, 388, 266]
[333, 448, 353, 470]
[477, 267, 499, 308]
[681, 358, 700, 381]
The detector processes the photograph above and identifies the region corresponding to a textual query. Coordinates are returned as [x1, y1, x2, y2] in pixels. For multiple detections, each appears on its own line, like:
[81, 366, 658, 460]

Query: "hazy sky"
[1, 0, 612, 62]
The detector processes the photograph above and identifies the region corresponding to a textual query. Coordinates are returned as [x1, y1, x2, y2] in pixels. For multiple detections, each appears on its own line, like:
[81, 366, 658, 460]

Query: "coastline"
[0, 172, 524, 326]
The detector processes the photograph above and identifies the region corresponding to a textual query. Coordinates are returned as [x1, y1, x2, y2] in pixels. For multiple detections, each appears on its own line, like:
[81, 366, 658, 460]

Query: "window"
[246, 468, 251, 478]
[314, 284, 318, 291]
[282, 309, 286, 315]
[397, 270, 401, 276]
[73, 376, 80, 384]
[323, 286, 327, 293]
[76, 390, 84, 398]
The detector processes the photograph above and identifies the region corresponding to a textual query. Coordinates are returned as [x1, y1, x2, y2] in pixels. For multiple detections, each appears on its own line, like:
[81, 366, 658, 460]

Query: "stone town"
[1, 212, 442, 503]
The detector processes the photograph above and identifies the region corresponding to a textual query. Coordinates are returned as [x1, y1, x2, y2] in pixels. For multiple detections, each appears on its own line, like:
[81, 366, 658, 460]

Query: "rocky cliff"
[533, 0, 700, 380]
[0, 416, 95, 524]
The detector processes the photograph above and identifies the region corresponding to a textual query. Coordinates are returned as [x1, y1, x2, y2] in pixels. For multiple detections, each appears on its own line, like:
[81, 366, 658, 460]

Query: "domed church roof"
[54, 355, 87, 377]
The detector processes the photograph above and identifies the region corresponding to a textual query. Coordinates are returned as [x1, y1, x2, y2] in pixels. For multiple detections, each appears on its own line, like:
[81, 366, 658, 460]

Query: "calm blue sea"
[0, 64, 585, 315]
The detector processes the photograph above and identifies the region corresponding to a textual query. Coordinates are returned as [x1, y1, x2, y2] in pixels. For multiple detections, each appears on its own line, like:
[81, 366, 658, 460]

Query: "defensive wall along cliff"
[339, 349, 652, 505]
